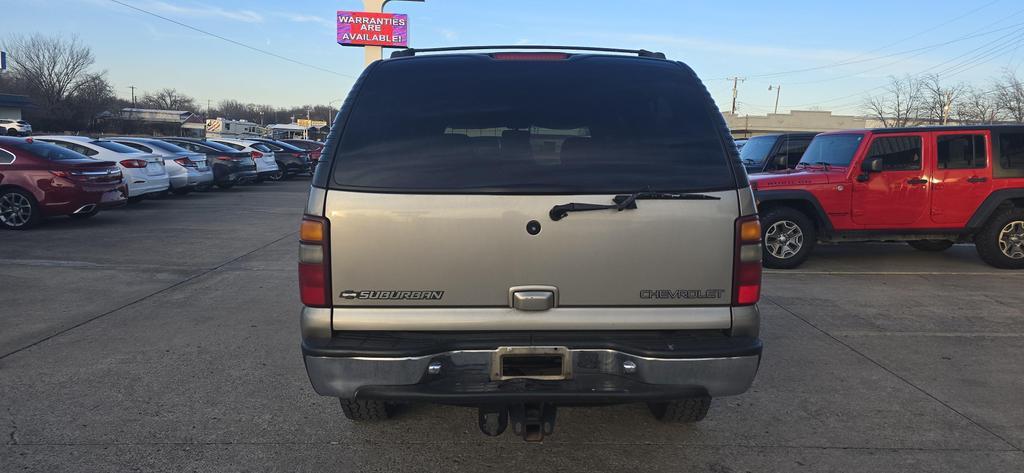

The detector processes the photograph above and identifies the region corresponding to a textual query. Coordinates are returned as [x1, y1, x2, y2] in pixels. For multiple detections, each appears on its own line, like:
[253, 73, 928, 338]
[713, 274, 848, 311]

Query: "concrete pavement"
[2, 180, 1022, 472]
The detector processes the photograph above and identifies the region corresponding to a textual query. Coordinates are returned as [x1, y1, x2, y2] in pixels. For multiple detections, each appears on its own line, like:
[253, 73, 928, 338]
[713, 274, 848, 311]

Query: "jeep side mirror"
[861, 156, 883, 173]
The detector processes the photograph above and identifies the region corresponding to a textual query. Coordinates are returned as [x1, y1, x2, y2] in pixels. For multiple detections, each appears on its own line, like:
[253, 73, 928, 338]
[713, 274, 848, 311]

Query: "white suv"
[1, 119, 32, 136]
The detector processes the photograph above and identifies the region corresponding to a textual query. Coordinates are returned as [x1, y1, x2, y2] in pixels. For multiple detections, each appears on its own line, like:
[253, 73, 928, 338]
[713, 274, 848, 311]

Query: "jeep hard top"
[298, 46, 763, 441]
[750, 126, 1024, 269]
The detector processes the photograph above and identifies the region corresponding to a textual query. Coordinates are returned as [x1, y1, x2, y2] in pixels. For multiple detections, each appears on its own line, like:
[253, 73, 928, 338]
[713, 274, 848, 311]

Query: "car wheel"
[975, 208, 1024, 269]
[907, 240, 954, 252]
[339, 399, 393, 421]
[0, 188, 41, 230]
[760, 207, 817, 269]
[647, 397, 711, 423]
[6, 129, 19, 136]
[267, 163, 288, 181]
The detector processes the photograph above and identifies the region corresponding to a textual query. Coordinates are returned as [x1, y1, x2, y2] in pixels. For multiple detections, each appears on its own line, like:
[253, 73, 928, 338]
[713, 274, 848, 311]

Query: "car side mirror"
[861, 156, 883, 173]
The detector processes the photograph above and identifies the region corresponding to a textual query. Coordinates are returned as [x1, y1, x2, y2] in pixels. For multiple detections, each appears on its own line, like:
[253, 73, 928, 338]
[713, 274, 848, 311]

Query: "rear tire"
[0, 188, 41, 230]
[975, 208, 1024, 269]
[761, 207, 817, 269]
[339, 399, 393, 421]
[6, 129, 18, 136]
[907, 240, 954, 252]
[648, 398, 711, 423]
[267, 163, 287, 181]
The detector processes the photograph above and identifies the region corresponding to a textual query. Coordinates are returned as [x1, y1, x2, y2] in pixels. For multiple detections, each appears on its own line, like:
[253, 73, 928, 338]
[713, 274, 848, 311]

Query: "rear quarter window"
[995, 131, 1024, 178]
[328, 55, 736, 193]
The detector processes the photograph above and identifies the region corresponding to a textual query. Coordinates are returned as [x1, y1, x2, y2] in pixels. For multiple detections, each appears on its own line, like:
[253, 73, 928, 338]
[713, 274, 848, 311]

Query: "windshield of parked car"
[738, 136, 776, 167]
[6, 140, 94, 161]
[92, 140, 144, 154]
[331, 56, 736, 193]
[797, 134, 864, 167]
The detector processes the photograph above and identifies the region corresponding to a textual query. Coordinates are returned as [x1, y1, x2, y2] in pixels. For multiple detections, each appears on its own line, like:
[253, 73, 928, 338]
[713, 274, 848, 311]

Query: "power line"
[709, 12, 1024, 82]
[107, 0, 357, 79]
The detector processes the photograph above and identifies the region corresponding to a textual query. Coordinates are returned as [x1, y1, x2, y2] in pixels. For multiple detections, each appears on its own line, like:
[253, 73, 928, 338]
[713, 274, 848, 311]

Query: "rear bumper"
[303, 325, 762, 402]
[125, 173, 170, 197]
[304, 347, 760, 403]
[170, 168, 214, 189]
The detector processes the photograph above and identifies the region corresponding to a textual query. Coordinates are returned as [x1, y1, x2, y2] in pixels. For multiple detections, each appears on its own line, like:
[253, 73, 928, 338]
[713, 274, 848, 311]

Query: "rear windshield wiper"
[549, 192, 721, 221]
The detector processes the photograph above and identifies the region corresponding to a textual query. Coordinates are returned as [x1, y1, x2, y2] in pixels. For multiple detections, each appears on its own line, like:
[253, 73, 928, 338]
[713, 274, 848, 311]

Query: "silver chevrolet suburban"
[299, 46, 762, 441]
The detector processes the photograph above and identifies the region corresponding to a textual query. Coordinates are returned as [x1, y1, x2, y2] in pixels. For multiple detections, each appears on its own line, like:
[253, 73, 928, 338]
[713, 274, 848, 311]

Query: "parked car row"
[0, 135, 320, 230]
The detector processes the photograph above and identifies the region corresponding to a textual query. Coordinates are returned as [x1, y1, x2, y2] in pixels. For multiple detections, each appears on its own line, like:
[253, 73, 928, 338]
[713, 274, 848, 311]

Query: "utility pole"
[769, 84, 782, 114]
[207, 99, 212, 118]
[728, 77, 745, 115]
[360, 0, 424, 67]
[128, 85, 136, 108]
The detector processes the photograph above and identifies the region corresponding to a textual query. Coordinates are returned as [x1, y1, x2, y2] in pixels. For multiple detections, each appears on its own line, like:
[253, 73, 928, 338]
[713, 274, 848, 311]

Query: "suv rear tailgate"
[326, 190, 738, 308]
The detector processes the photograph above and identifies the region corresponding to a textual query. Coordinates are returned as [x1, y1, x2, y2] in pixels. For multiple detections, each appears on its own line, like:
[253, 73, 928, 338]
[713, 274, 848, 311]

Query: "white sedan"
[208, 138, 279, 182]
[35, 136, 170, 199]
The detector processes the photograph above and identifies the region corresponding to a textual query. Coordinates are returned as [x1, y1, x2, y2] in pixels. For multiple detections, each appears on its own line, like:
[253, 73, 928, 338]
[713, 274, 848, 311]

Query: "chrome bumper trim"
[304, 349, 760, 399]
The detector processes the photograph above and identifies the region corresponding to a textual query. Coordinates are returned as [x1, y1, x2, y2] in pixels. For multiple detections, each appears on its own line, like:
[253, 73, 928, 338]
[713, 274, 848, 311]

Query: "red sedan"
[0, 136, 126, 229]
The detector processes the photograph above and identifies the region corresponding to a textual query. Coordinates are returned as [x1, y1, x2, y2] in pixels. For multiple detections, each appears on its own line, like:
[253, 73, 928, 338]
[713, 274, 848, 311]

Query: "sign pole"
[363, 0, 386, 67]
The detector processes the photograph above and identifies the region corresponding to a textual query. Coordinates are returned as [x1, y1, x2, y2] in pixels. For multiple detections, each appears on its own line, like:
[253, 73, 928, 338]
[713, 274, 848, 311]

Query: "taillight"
[298, 215, 331, 307]
[733, 215, 762, 306]
[251, 151, 263, 159]
[119, 159, 148, 168]
[173, 157, 197, 167]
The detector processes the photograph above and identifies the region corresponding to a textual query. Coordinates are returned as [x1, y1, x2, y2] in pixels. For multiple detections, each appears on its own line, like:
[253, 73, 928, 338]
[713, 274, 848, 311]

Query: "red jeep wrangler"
[749, 126, 1024, 269]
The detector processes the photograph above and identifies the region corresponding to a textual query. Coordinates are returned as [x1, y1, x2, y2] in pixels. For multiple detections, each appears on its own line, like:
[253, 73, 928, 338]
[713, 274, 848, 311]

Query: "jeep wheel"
[648, 397, 711, 423]
[339, 399, 393, 421]
[975, 208, 1024, 269]
[761, 207, 817, 269]
[907, 240, 954, 252]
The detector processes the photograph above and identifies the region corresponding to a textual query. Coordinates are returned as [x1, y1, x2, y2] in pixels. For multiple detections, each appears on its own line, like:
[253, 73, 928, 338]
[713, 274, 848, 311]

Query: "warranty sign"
[337, 11, 409, 48]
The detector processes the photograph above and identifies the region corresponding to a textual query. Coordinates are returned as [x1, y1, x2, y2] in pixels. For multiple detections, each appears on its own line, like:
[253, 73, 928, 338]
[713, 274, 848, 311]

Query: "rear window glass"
[331, 56, 733, 193]
[937, 134, 986, 169]
[5, 141, 93, 161]
[263, 140, 304, 152]
[92, 140, 143, 154]
[145, 140, 189, 153]
[251, 143, 273, 152]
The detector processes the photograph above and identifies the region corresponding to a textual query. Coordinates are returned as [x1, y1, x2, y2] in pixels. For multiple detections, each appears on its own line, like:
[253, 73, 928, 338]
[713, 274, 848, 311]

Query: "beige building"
[724, 110, 879, 139]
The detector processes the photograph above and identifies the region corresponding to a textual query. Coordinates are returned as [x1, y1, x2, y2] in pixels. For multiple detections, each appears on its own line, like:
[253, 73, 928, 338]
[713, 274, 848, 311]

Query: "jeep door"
[851, 134, 930, 227]
[929, 131, 993, 226]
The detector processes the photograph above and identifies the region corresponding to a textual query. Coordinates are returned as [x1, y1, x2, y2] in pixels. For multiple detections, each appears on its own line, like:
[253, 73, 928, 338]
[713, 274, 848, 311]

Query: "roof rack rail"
[390, 45, 666, 59]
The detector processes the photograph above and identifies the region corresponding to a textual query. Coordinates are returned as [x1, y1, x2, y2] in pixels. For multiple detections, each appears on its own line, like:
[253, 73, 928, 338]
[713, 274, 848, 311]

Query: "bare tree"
[1, 34, 96, 116]
[954, 86, 1001, 124]
[921, 74, 965, 125]
[864, 75, 924, 127]
[994, 70, 1024, 123]
[69, 74, 116, 129]
[140, 88, 196, 111]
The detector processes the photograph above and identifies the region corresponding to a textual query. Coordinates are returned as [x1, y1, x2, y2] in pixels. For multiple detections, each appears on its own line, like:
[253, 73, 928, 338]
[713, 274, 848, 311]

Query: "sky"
[4, 0, 1024, 117]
